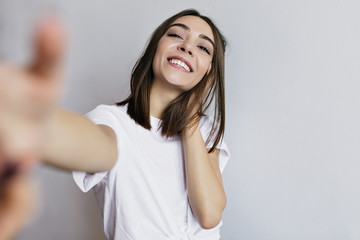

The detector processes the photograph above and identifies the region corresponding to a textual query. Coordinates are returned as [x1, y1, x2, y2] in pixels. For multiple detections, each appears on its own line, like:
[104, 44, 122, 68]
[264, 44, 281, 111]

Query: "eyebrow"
[168, 23, 215, 48]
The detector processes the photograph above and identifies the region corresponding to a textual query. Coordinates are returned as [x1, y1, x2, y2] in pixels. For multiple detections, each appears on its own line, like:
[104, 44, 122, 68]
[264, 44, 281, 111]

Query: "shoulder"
[85, 104, 133, 134]
[199, 115, 231, 173]
[199, 115, 218, 136]
[86, 104, 127, 116]
[86, 104, 130, 122]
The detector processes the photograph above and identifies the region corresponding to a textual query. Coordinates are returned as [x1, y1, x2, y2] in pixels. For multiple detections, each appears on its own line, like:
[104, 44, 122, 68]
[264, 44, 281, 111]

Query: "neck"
[150, 79, 181, 119]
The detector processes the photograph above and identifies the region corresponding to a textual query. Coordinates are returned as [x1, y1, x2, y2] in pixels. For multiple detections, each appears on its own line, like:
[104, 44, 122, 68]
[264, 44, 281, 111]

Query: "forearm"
[42, 108, 117, 173]
[182, 123, 226, 229]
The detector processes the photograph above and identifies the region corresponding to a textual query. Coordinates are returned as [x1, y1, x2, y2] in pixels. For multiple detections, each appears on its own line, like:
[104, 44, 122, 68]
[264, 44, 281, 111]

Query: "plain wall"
[1, 0, 359, 239]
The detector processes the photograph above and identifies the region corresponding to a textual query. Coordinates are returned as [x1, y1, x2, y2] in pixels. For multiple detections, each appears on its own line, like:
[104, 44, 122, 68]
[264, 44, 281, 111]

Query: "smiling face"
[152, 15, 215, 94]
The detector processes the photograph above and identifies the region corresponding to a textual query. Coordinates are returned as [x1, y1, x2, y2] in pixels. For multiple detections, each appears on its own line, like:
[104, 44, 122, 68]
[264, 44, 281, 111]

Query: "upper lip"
[167, 55, 193, 72]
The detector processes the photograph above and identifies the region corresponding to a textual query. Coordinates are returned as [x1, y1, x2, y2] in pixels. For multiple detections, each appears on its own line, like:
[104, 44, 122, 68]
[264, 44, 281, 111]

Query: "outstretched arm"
[43, 109, 117, 172]
[0, 18, 118, 240]
[0, 18, 118, 174]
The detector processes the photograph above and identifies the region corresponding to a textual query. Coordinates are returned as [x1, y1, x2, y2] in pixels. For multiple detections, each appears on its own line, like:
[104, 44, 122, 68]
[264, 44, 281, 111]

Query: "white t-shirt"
[73, 104, 230, 240]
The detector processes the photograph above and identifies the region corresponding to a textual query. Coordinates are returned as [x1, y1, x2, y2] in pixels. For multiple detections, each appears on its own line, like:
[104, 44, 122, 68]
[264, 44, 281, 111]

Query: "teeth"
[169, 59, 191, 72]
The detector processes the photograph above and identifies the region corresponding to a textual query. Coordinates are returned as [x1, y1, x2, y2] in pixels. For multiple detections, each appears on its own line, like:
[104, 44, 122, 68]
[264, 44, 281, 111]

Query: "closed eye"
[199, 45, 211, 55]
[168, 33, 183, 39]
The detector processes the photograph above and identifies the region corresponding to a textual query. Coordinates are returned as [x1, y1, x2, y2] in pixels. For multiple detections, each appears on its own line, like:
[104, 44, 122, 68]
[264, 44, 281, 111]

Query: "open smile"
[167, 56, 193, 72]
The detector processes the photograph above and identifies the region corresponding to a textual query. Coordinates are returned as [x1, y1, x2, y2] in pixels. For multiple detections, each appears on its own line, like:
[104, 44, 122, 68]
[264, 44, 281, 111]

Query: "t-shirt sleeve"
[72, 105, 121, 193]
[199, 116, 231, 173]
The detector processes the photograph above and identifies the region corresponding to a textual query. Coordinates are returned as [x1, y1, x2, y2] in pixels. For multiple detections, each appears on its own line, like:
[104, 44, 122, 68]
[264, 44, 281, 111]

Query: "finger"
[0, 155, 38, 180]
[28, 17, 66, 79]
[0, 174, 37, 240]
[18, 153, 40, 172]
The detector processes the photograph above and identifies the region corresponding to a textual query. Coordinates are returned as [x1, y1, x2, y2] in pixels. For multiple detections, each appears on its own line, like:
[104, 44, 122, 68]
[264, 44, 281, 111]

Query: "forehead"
[171, 15, 214, 42]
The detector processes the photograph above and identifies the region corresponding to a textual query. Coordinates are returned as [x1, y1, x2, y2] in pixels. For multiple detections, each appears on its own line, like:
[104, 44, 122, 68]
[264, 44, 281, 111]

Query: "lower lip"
[168, 60, 191, 73]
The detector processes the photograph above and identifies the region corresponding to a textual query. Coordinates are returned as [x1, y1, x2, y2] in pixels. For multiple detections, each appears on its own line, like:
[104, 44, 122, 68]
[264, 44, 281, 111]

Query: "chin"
[163, 76, 191, 92]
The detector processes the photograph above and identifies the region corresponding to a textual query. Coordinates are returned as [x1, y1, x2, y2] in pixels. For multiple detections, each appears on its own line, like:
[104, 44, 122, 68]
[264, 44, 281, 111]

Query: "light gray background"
[1, 0, 359, 239]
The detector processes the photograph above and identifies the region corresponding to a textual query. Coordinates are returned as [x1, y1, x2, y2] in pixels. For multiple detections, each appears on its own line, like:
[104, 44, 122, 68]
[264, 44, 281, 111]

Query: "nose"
[178, 43, 193, 56]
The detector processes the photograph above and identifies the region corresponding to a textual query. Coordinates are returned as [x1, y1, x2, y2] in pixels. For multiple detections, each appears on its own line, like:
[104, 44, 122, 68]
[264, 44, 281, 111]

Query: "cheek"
[198, 58, 212, 76]
[153, 46, 165, 71]
[153, 38, 170, 66]
[156, 37, 171, 54]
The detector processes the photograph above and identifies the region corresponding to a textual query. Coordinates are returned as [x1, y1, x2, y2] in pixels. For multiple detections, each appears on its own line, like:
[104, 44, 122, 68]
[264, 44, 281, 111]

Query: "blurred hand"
[0, 17, 66, 239]
[0, 172, 37, 240]
[0, 17, 65, 170]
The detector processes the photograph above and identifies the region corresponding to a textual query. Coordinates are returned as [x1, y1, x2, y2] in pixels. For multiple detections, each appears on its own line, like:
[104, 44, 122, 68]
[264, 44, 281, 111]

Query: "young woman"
[0, 9, 230, 240]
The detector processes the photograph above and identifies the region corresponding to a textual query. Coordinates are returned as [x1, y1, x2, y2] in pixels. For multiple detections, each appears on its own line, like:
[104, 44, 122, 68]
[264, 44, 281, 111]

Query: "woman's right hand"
[0, 172, 37, 240]
[0, 18, 65, 172]
[0, 18, 65, 239]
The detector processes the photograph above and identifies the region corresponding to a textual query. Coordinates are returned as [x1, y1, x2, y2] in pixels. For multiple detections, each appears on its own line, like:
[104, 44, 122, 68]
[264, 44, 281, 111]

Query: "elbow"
[198, 212, 223, 229]
[198, 197, 227, 229]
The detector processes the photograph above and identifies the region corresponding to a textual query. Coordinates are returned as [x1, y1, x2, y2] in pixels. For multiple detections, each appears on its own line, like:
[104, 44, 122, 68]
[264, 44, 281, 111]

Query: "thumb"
[28, 17, 66, 79]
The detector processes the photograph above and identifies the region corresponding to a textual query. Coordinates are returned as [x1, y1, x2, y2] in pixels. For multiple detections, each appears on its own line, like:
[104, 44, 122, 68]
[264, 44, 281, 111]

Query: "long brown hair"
[117, 9, 227, 153]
